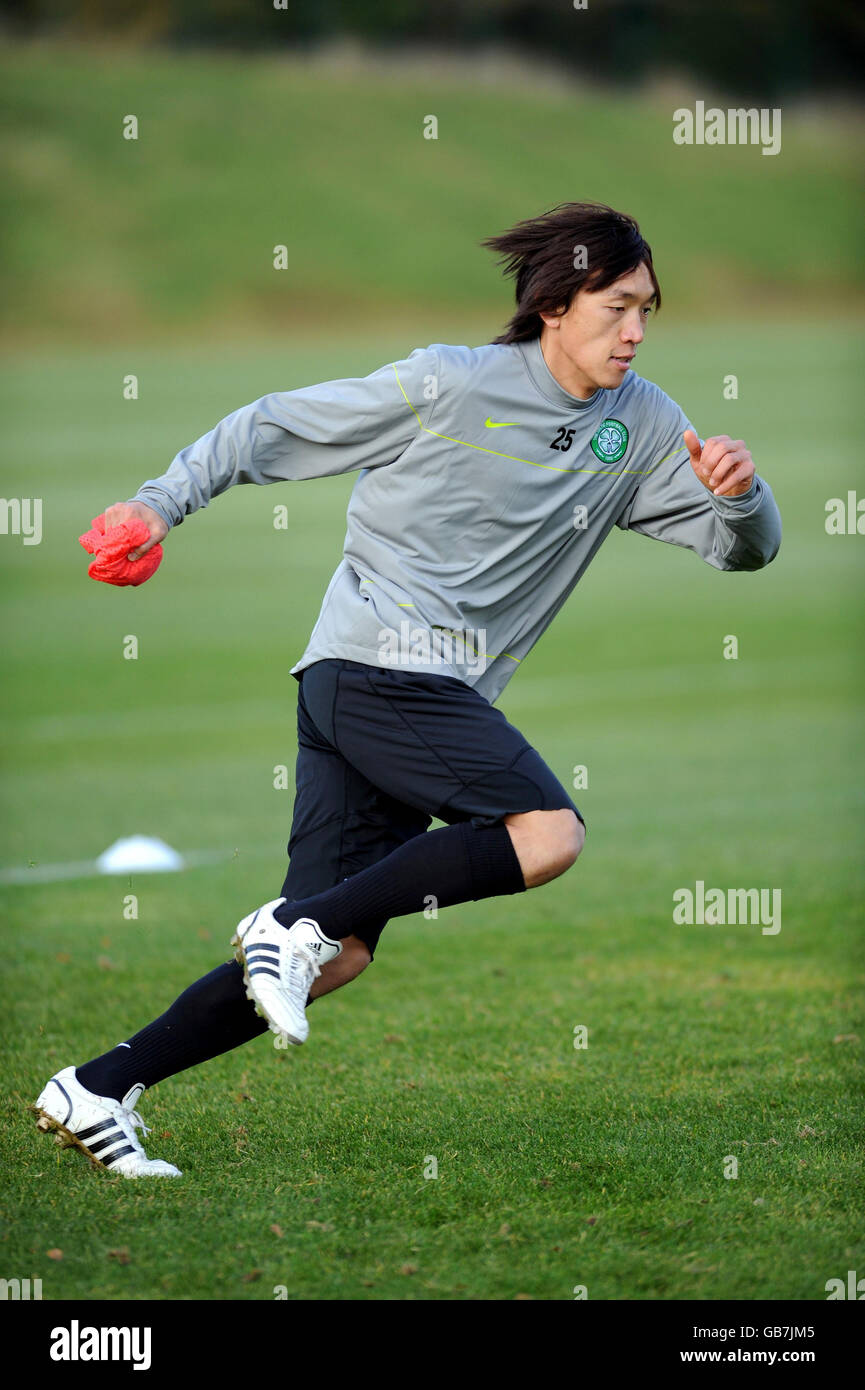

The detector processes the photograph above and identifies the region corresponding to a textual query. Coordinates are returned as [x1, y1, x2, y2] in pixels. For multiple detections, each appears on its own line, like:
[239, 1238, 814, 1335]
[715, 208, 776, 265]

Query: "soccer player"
[35, 203, 781, 1177]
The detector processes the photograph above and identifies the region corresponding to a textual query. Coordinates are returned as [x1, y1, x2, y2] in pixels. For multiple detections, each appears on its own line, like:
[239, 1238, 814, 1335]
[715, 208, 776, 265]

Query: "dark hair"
[481, 201, 661, 344]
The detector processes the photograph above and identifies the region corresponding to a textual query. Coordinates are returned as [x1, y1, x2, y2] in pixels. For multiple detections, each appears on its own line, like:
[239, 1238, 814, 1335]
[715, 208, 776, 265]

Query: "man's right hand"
[103, 501, 169, 560]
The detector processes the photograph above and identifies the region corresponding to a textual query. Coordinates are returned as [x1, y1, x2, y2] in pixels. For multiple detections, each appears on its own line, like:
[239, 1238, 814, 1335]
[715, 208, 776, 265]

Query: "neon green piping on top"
[391, 363, 678, 478]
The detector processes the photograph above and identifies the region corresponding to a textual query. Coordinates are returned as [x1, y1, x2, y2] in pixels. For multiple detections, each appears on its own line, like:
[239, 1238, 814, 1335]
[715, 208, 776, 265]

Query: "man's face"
[539, 262, 657, 399]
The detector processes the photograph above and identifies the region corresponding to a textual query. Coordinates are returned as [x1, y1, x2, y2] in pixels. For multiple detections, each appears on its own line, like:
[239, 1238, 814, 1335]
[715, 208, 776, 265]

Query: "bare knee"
[309, 935, 371, 999]
[505, 808, 585, 889]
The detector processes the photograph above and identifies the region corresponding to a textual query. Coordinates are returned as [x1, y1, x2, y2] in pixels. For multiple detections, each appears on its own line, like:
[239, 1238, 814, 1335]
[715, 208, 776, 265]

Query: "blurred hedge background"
[1, 5, 863, 350]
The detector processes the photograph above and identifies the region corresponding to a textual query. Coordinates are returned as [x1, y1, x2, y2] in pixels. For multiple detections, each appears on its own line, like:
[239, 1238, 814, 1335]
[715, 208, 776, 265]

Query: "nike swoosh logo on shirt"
[484, 418, 520, 428]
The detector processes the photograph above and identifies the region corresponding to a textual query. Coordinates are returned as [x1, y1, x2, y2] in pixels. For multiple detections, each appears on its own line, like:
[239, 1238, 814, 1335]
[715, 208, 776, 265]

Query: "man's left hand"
[684, 429, 755, 498]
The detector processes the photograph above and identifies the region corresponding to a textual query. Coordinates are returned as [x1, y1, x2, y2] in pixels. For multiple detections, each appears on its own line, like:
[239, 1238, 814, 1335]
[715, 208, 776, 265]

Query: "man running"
[34, 202, 781, 1177]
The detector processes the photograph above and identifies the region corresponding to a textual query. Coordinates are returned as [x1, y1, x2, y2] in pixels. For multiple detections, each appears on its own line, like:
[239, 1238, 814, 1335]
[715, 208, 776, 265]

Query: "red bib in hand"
[78, 514, 163, 587]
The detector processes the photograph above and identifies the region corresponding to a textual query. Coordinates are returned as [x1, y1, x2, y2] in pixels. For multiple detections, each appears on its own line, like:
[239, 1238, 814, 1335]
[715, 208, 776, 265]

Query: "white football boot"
[33, 1066, 182, 1177]
[231, 897, 342, 1045]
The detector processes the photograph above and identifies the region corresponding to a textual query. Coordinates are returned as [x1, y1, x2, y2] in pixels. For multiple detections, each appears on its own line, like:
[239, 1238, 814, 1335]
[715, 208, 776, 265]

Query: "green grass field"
[1, 40, 863, 1303]
[1, 318, 862, 1300]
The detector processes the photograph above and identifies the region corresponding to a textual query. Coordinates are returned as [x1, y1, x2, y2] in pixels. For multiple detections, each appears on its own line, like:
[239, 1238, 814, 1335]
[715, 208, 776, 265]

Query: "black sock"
[273, 820, 525, 941]
[75, 823, 523, 1102]
[76, 961, 269, 1102]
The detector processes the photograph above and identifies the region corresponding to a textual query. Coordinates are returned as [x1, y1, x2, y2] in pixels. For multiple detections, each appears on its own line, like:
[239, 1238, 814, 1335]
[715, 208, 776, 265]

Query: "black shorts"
[279, 659, 584, 957]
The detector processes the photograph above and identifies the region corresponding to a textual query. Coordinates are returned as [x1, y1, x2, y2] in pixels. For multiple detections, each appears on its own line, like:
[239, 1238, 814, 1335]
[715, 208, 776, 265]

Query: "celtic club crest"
[590, 418, 629, 464]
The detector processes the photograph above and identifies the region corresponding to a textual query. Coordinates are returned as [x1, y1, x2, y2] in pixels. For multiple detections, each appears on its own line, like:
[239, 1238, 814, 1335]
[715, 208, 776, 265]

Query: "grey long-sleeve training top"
[134, 337, 782, 704]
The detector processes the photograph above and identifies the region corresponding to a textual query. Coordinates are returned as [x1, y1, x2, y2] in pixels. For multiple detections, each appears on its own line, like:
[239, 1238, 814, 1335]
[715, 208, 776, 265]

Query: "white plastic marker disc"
[97, 836, 185, 875]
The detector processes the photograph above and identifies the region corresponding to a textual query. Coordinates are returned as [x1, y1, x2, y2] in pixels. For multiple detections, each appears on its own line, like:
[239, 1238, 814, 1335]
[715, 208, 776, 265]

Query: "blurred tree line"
[4, 0, 863, 103]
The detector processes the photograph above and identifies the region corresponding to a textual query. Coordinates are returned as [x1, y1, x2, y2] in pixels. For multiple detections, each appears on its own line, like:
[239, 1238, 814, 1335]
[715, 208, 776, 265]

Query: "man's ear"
[538, 304, 567, 330]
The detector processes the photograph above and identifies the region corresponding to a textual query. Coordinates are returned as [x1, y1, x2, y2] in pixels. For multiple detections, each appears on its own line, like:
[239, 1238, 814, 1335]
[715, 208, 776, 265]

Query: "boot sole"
[31, 1106, 107, 1171]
